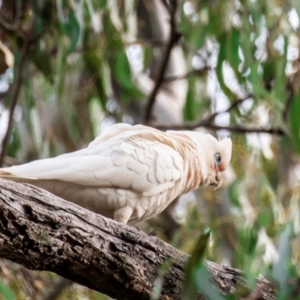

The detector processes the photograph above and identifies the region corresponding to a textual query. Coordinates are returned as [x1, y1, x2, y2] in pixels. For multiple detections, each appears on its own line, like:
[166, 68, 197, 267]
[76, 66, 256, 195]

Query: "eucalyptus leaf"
[196, 266, 226, 300]
[0, 281, 15, 300]
[272, 224, 292, 298]
[64, 11, 81, 54]
[182, 229, 210, 300]
[112, 50, 144, 100]
[289, 91, 300, 153]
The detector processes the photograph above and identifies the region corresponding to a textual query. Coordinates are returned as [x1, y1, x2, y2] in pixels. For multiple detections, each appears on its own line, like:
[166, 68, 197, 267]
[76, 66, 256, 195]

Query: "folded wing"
[0, 126, 184, 197]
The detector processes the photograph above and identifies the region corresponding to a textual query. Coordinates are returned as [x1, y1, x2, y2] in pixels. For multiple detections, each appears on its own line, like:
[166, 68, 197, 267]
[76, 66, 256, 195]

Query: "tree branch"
[199, 94, 253, 125]
[145, 92, 285, 136]
[162, 68, 210, 83]
[0, 6, 46, 167]
[150, 95, 287, 135]
[0, 179, 276, 299]
[152, 121, 286, 135]
[0, 41, 30, 167]
[0, 13, 27, 38]
[143, 0, 180, 124]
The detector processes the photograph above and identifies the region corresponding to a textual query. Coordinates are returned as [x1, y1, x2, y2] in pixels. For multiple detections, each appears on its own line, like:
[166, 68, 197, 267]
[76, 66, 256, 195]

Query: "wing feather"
[1, 125, 184, 197]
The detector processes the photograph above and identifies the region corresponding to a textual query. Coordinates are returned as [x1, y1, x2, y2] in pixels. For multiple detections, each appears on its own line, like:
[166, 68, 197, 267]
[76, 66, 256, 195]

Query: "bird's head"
[184, 131, 232, 189]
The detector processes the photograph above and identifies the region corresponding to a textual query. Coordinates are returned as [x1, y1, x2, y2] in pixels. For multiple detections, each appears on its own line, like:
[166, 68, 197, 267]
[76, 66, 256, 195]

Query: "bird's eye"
[214, 153, 222, 166]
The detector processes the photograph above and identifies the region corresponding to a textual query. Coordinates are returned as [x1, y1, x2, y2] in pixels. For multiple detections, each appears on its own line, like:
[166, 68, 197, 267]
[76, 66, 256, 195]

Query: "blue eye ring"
[214, 153, 222, 166]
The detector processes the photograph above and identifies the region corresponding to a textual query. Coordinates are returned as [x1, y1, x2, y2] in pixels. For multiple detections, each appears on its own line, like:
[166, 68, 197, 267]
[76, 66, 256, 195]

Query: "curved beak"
[210, 173, 223, 190]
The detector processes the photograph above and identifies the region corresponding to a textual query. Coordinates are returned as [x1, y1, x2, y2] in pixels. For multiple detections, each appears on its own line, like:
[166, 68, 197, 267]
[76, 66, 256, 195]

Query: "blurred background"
[0, 0, 299, 299]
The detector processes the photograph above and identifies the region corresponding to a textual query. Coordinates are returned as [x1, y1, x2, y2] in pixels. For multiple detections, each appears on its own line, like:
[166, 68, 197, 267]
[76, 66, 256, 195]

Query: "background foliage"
[0, 0, 300, 299]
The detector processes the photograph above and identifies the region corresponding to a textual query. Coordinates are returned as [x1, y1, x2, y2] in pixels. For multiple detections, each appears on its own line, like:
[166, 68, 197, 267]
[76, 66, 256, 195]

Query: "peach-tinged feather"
[0, 123, 232, 224]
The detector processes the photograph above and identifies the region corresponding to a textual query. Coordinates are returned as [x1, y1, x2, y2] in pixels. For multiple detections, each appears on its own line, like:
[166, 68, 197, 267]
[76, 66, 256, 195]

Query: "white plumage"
[0, 123, 232, 224]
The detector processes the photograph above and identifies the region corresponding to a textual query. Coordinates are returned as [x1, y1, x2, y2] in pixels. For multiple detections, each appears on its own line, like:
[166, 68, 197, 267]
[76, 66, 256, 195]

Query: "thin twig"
[0, 12, 45, 42]
[0, 13, 27, 38]
[152, 121, 286, 136]
[143, 0, 179, 124]
[200, 94, 253, 124]
[0, 41, 30, 166]
[148, 93, 286, 135]
[162, 67, 210, 83]
[125, 38, 168, 47]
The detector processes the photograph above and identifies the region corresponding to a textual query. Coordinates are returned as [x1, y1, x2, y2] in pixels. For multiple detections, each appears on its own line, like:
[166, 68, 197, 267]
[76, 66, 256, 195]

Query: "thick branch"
[0, 179, 276, 299]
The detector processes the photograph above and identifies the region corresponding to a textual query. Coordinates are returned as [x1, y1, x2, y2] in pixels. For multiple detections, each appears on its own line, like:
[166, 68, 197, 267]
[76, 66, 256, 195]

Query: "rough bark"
[0, 179, 276, 300]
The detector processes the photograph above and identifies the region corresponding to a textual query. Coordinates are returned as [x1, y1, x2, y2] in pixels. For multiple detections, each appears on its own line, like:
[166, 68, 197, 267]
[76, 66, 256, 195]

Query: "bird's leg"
[113, 207, 133, 224]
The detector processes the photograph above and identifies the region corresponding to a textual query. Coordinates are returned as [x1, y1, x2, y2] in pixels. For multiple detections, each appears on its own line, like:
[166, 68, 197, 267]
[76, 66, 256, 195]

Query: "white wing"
[2, 125, 184, 197]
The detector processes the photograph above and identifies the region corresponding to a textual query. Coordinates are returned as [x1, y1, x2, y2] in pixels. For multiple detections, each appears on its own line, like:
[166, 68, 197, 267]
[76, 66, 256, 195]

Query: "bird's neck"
[167, 132, 202, 193]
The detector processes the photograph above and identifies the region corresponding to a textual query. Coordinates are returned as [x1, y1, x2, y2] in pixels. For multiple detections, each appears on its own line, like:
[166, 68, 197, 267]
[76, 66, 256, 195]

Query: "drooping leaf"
[111, 50, 144, 101]
[151, 259, 175, 300]
[290, 91, 300, 153]
[184, 77, 196, 121]
[257, 185, 275, 233]
[84, 48, 107, 110]
[143, 46, 153, 72]
[64, 11, 81, 54]
[196, 266, 226, 300]
[272, 224, 293, 298]
[182, 229, 210, 300]
[227, 28, 241, 70]
[239, 227, 258, 258]
[216, 34, 236, 101]
[274, 37, 288, 104]
[0, 280, 15, 300]
[30, 42, 53, 82]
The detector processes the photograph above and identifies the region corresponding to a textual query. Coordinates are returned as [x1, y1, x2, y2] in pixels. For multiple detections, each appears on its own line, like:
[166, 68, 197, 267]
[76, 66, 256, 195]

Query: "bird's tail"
[0, 169, 38, 182]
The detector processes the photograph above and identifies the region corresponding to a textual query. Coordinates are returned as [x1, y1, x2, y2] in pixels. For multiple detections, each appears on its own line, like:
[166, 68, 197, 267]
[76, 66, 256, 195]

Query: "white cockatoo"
[0, 123, 232, 224]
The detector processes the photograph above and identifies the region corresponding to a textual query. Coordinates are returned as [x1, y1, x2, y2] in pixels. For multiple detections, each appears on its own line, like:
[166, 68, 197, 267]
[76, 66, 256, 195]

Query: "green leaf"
[184, 77, 196, 121]
[151, 259, 175, 300]
[227, 28, 241, 70]
[7, 127, 21, 159]
[64, 11, 81, 54]
[111, 50, 144, 100]
[98, 0, 107, 9]
[249, 61, 271, 101]
[216, 35, 236, 101]
[272, 224, 292, 298]
[0, 281, 15, 300]
[102, 11, 123, 49]
[188, 24, 210, 50]
[113, 50, 132, 88]
[290, 91, 300, 153]
[274, 37, 288, 104]
[84, 49, 107, 109]
[143, 46, 153, 72]
[239, 227, 258, 258]
[257, 185, 275, 231]
[30, 43, 53, 82]
[182, 229, 210, 300]
[196, 266, 226, 300]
